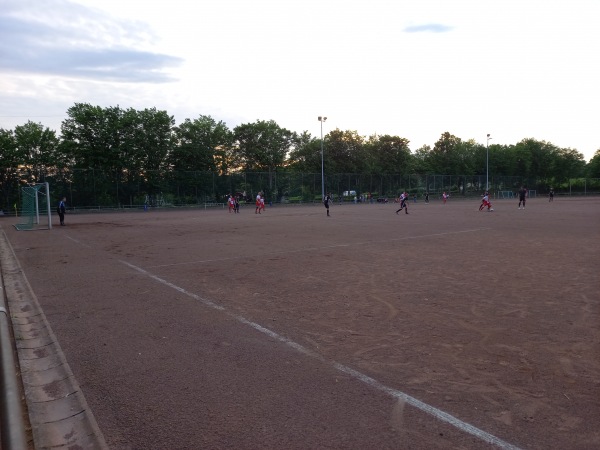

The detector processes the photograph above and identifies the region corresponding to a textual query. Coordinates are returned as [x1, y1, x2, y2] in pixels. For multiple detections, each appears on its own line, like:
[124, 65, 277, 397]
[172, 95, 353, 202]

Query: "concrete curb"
[0, 230, 108, 449]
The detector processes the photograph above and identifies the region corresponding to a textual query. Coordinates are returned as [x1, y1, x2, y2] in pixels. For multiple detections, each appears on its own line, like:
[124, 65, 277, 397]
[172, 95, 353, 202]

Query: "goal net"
[498, 191, 514, 199]
[527, 190, 536, 198]
[15, 182, 52, 231]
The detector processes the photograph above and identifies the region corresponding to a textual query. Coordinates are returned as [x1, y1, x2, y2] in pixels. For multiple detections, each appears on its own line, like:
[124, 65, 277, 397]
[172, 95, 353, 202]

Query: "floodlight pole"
[318, 116, 327, 200]
[486, 134, 491, 191]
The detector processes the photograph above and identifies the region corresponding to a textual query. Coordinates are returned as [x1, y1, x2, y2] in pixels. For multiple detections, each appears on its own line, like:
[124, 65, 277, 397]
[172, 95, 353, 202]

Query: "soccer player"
[255, 192, 262, 214]
[260, 194, 266, 213]
[548, 188, 554, 202]
[479, 191, 493, 211]
[228, 194, 235, 213]
[518, 186, 527, 209]
[395, 192, 409, 215]
[324, 193, 332, 216]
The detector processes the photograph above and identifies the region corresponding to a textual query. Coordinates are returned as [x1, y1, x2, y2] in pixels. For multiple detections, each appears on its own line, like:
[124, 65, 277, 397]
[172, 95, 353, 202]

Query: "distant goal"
[14, 182, 52, 230]
[498, 190, 536, 199]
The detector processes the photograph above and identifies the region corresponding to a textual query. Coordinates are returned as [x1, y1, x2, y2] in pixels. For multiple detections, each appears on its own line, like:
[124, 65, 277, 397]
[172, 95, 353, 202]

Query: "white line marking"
[148, 228, 490, 269]
[64, 235, 92, 248]
[120, 259, 521, 450]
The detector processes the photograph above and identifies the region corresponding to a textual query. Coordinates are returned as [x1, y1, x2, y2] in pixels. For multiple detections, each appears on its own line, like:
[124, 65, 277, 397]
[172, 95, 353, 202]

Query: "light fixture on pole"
[318, 116, 327, 200]
[486, 134, 491, 191]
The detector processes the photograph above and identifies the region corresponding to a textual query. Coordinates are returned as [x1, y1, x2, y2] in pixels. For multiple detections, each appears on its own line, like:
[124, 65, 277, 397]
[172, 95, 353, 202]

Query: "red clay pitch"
[2, 197, 599, 449]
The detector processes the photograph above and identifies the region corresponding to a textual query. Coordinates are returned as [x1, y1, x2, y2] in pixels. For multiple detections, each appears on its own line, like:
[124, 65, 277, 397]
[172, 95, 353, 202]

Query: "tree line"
[1, 103, 599, 207]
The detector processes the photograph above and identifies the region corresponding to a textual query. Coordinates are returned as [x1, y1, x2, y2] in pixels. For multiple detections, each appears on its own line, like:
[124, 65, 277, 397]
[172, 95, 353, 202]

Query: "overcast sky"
[1, 0, 598, 161]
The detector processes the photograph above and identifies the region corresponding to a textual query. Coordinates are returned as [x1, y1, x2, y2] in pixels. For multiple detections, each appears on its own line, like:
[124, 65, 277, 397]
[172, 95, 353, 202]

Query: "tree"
[122, 107, 175, 196]
[61, 103, 124, 171]
[586, 149, 600, 178]
[412, 145, 433, 174]
[323, 129, 365, 174]
[514, 138, 555, 181]
[233, 120, 294, 172]
[61, 103, 175, 205]
[506, 142, 532, 177]
[172, 115, 232, 173]
[233, 120, 295, 197]
[549, 147, 586, 182]
[13, 121, 59, 183]
[489, 143, 523, 177]
[364, 134, 412, 175]
[429, 132, 462, 175]
[287, 131, 321, 173]
[0, 128, 19, 209]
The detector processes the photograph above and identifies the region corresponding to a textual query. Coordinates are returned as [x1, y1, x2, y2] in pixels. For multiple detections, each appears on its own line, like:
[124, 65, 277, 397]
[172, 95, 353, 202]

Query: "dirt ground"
[2, 196, 599, 450]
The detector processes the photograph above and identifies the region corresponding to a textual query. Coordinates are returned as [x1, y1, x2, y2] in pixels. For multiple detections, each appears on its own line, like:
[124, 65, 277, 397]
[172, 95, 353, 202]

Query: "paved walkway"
[0, 229, 107, 449]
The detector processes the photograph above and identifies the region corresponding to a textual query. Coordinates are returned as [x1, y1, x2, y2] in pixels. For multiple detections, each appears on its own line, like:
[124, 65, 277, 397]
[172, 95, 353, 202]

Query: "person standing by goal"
[57, 197, 66, 226]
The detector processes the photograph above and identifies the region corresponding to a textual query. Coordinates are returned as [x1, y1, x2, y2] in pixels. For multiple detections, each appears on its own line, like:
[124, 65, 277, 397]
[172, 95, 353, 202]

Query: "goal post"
[14, 182, 52, 231]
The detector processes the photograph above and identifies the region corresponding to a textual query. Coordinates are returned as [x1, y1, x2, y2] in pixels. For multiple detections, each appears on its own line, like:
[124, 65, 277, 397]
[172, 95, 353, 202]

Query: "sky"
[1, 0, 598, 161]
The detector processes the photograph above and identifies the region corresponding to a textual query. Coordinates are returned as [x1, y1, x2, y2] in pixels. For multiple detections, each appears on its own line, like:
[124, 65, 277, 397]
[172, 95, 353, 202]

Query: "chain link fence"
[1, 169, 599, 213]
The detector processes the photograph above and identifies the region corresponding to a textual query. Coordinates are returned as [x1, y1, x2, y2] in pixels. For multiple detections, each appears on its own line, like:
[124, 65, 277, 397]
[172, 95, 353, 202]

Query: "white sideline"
[121, 260, 522, 450]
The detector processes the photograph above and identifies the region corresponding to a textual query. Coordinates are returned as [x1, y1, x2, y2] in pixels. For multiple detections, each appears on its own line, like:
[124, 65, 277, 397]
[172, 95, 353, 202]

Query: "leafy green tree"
[454, 139, 479, 176]
[507, 142, 532, 177]
[364, 134, 412, 175]
[489, 143, 519, 177]
[172, 115, 232, 173]
[586, 149, 600, 178]
[60, 104, 128, 206]
[429, 132, 462, 175]
[61, 103, 124, 171]
[233, 120, 294, 172]
[0, 128, 19, 209]
[514, 138, 555, 181]
[287, 131, 321, 173]
[323, 129, 365, 174]
[122, 107, 174, 196]
[0, 128, 17, 167]
[412, 145, 433, 173]
[61, 103, 174, 205]
[13, 121, 59, 183]
[549, 147, 586, 182]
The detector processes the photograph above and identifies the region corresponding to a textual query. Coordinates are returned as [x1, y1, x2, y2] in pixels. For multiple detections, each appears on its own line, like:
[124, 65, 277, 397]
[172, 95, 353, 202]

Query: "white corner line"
[120, 260, 521, 450]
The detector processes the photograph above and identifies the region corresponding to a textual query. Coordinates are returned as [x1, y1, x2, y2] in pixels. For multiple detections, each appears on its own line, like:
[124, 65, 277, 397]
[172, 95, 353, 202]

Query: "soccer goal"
[527, 190, 536, 198]
[498, 191, 514, 199]
[15, 182, 52, 231]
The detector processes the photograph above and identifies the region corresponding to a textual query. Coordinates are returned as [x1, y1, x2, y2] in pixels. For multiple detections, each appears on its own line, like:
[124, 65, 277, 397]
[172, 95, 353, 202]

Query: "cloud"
[403, 23, 453, 33]
[0, 0, 183, 83]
